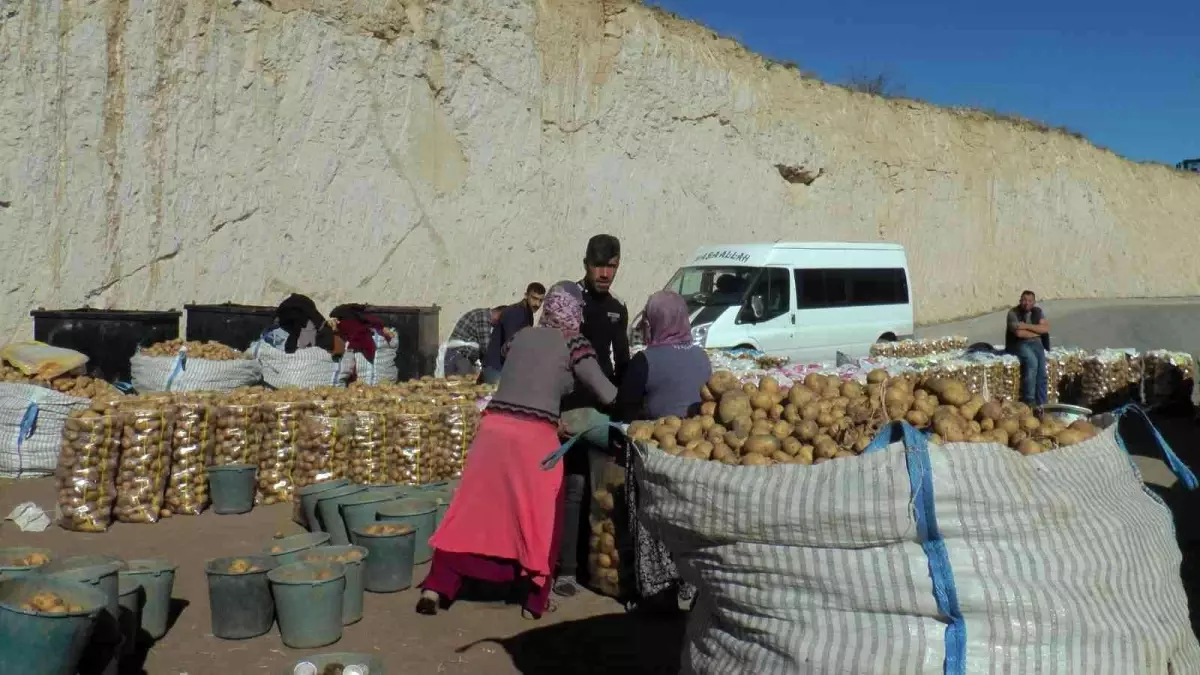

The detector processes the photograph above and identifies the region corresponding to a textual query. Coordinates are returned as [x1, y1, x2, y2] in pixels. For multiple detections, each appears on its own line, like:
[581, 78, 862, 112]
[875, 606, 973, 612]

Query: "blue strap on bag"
[864, 421, 967, 675]
[1112, 403, 1197, 489]
[541, 422, 629, 471]
[164, 347, 188, 392]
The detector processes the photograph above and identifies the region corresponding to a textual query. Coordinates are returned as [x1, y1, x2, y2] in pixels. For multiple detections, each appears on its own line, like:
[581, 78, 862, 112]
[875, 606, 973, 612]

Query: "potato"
[788, 386, 815, 407]
[759, 377, 779, 396]
[866, 369, 889, 384]
[749, 419, 775, 437]
[628, 421, 654, 442]
[700, 385, 715, 402]
[699, 401, 717, 417]
[1069, 420, 1098, 435]
[1055, 429, 1093, 447]
[744, 435, 781, 457]
[979, 401, 1004, 421]
[803, 373, 828, 391]
[979, 417, 995, 432]
[718, 393, 752, 425]
[959, 396, 984, 422]
[740, 453, 772, 466]
[794, 420, 819, 441]
[905, 410, 930, 427]
[56, 412, 122, 532]
[692, 441, 715, 460]
[723, 431, 747, 451]
[707, 371, 740, 396]
[711, 443, 735, 462]
[676, 419, 705, 444]
[996, 417, 1020, 435]
[1019, 416, 1041, 433]
[1016, 439, 1045, 456]
[924, 378, 971, 406]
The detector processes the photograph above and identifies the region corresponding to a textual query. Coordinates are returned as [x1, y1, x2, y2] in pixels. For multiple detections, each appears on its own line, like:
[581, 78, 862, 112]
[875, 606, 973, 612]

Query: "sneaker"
[553, 575, 583, 598]
[415, 590, 439, 615]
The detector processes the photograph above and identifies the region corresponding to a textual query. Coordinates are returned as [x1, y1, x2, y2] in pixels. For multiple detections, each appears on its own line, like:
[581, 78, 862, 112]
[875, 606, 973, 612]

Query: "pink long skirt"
[423, 412, 564, 613]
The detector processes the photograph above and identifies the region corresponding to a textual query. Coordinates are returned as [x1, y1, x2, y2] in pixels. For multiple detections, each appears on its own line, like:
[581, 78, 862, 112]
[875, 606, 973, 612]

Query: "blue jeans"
[1015, 340, 1048, 406]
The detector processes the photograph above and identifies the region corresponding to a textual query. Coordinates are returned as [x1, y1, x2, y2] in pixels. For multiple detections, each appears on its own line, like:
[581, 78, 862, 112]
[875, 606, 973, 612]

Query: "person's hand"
[557, 418, 571, 439]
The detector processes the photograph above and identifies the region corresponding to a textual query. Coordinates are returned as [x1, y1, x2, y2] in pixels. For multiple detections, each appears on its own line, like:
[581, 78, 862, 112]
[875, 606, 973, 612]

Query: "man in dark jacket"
[1005, 290, 1051, 406]
[479, 282, 546, 384]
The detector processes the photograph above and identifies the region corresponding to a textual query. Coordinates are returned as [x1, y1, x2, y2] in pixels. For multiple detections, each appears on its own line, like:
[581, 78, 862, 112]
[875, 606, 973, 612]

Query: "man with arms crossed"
[1006, 290, 1050, 406]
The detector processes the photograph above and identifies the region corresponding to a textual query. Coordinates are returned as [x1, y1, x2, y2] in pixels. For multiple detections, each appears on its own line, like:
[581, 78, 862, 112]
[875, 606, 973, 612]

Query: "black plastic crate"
[31, 307, 181, 382]
[184, 303, 277, 351]
[363, 305, 440, 381]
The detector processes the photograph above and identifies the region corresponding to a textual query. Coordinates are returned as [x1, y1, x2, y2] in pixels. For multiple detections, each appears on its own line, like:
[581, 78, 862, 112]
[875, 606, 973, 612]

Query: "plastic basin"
[338, 492, 404, 546]
[121, 559, 177, 640]
[314, 485, 367, 546]
[350, 525, 416, 593]
[208, 464, 259, 515]
[0, 577, 108, 675]
[299, 546, 369, 626]
[377, 498, 437, 564]
[267, 561, 346, 649]
[205, 555, 277, 640]
[117, 576, 143, 655]
[266, 533, 331, 566]
[280, 651, 386, 675]
[297, 479, 352, 532]
[0, 547, 53, 579]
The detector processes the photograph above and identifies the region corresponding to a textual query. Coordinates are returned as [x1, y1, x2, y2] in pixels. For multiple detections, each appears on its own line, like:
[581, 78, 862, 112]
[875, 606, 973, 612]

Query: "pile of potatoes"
[165, 402, 214, 515]
[631, 369, 1104, 466]
[18, 591, 84, 615]
[869, 336, 970, 358]
[1, 362, 122, 399]
[114, 407, 176, 522]
[143, 339, 244, 361]
[587, 457, 630, 598]
[56, 407, 123, 532]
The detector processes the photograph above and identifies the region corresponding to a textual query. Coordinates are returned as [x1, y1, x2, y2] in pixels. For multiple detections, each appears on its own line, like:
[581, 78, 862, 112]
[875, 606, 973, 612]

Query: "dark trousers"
[557, 446, 592, 579]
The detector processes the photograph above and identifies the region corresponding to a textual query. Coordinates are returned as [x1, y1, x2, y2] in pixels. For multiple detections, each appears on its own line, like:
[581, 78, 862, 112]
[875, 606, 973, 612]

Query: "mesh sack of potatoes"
[587, 449, 634, 599]
[1143, 350, 1196, 407]
[348, 410, 390, 485]
[115, 406, 176, 523]
[56, 409, 124, 532]
[256, 401, 304, 504]
[1045, 348, 1086, 404]
[294, 413, 352, 488]
[423, 402, 481, 484]
[213, 403, 261, 465]
[1081, 350, 1143, 410]
[388, 411, 432, 485]
[165, 401, 215, 515]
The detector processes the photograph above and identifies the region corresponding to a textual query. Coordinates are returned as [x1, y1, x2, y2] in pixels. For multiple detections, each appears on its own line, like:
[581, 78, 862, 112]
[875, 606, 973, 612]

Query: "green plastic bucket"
[208, 464, 258, 514]
[338, 492, 403, 545]
[419, 489, 454, 527]
[415, 481, 451, 492]
[376, 498, 437, 564]
[267, 561, 346, 649]
[0, 547, 53, 579]
[314, 485, 367, 546]
[205, 555, 277, 640]
[350, 525, 416, 593]
[266, 532, 331, 566]
[116, 576, 143, 655]
[0, 577, 107, 674]
[281, 651, 386, 675]
[297, 479, 352, 531]
[121, 559, 177, 640]
[298, 546, 368, 626]
[39, 554, 125, 623]
[363, 483, 413, 498]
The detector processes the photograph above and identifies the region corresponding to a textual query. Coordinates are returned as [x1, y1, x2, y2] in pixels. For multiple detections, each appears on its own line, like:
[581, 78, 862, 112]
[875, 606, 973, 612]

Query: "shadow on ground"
[118, 598, 190, 675]
[461, 612, 686, 675]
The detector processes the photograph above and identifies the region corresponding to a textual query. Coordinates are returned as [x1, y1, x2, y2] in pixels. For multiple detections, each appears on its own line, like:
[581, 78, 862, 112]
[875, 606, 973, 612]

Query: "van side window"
[740, 267, 790, 323]
[795, 268, 909, 308]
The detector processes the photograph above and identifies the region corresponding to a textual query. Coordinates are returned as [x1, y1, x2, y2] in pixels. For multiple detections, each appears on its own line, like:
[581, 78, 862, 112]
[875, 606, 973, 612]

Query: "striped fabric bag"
[251, 341, 351, 389]
[0, 383, 90, 478]
[635, 411, 1200, 675]
[131, 347, 262, 392]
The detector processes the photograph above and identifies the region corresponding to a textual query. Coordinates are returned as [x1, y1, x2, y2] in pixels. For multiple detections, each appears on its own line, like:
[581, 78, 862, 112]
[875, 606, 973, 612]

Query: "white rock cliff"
[2, 0, 1198, 342]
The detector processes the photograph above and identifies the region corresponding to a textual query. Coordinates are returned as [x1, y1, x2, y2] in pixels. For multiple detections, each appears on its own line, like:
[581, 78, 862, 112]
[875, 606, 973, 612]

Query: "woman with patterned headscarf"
[416, 283, 616, 620]
[613, 290, 711, 613]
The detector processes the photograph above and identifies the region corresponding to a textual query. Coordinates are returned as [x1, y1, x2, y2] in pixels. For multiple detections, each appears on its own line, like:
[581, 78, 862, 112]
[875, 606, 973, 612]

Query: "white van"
[656, 242, 914, 361]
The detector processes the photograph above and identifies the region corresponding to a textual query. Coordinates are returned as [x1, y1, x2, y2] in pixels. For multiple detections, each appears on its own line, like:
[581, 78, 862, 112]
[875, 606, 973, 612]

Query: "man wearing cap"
[553, 234, 630, 598]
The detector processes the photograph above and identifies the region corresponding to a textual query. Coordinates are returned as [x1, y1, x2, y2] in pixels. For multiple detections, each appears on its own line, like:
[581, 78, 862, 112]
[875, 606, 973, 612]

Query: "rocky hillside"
[2, 0, 1198, 339]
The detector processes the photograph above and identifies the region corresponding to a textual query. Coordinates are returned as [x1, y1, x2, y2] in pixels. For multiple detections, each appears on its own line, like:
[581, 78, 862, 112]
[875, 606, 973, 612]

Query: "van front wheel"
[876, 333, 897, 343]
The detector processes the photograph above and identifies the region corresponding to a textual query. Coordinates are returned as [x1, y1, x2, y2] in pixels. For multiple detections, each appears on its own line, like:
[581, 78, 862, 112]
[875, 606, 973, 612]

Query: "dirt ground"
[0, 478, 685, 675]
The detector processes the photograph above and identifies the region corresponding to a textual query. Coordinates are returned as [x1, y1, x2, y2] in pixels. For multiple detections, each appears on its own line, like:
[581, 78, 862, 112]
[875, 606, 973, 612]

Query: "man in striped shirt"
[444, 306, 504, 377]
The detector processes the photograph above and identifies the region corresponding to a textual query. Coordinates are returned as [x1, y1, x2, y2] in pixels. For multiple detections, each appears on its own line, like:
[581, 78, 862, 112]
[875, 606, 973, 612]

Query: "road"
[917, 297, 1200, 360]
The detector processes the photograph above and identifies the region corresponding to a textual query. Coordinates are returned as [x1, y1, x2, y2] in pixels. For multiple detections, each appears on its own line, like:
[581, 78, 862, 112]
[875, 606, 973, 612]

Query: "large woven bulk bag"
[636, 413, 1200, 675]
[251, 341, 351, 389]
[0, 383, 91, 478]
[131, 347, 261, 392]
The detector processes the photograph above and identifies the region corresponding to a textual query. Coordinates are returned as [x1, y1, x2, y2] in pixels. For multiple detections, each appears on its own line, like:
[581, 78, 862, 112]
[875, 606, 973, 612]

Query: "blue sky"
[646, 0, 1199, 165]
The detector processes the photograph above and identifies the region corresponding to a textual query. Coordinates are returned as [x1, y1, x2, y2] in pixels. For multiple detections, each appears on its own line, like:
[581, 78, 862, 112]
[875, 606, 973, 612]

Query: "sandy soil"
[0, 477, 685, 675]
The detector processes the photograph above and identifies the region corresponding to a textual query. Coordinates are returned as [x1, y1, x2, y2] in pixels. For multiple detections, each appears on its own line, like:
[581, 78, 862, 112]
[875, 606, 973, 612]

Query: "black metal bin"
[30, 307, 181, 382]
[184, 303, 277, 351]
[362, 305, 440, 381]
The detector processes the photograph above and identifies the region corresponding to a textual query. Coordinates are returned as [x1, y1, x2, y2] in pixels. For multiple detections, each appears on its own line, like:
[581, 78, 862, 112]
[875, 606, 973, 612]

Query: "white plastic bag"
[131, 346, 262, 392]
[435, 340, 479, 378]
[636, 413, 1200, 675]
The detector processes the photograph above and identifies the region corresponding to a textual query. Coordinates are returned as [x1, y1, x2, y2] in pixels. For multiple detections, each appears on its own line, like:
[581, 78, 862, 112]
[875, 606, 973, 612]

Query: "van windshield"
[665, 266, 760, 311]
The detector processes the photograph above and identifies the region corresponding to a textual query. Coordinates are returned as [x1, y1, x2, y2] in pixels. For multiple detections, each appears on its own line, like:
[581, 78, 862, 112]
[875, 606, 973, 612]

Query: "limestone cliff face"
[2, 0, 1198, 341]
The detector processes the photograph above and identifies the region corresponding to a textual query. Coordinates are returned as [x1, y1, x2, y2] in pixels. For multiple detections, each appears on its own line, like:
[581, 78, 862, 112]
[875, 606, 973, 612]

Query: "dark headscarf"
[330, 304, 385, 362]
[276, 294, 327, 354]
[642, 291, 693, 347]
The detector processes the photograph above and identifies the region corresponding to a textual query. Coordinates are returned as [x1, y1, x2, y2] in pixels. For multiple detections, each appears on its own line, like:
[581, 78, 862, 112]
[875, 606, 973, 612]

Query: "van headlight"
[691, 323, 712, 348]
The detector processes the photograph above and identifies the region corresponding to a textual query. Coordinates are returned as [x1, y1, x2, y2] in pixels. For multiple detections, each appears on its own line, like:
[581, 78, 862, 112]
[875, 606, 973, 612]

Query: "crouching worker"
[264, 294, 335, 353]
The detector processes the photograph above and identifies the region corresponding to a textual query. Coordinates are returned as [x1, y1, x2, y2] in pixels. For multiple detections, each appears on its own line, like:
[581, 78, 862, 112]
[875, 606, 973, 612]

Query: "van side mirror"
[750, 295, 765, 320]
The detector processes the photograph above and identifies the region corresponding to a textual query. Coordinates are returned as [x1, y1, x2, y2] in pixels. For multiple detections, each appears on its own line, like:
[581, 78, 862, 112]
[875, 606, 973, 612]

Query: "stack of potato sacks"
[628, 369, 1102, 468]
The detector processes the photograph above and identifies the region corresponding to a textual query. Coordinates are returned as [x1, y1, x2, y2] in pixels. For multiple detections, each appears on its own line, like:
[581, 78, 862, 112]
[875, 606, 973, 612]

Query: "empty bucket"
[208, 464, 258, 514]
[266, 532, 331, 566]
[296, 479, 352, 531]
[0, 577, 108, 675]
[315, 485, 367, 545]
[267, 561, 346, 649]
[206, 555, 277, 639]
[350, 524, 416, 593]
[0, 547, 52, 580]
[338, 492, 403, 544]
[280, 652, 386, 675]
[121, 559, 177, 640]
[116, 576, 143, 655]
[299, 546, 369, 625]
[377, 498, 437, 564]
[419, 489, 454, 527]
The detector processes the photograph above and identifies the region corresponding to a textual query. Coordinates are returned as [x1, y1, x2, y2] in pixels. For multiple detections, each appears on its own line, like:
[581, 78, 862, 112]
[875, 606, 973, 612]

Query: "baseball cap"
[585, 234, 621, 265]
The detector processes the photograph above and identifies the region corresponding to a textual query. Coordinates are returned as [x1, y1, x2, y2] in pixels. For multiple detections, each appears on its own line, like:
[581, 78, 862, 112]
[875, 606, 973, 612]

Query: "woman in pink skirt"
[416, 283, 617, 619]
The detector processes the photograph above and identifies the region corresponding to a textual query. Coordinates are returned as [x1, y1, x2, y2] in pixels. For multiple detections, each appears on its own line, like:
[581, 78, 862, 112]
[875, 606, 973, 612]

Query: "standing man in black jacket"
[554, 234, 631, 599]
